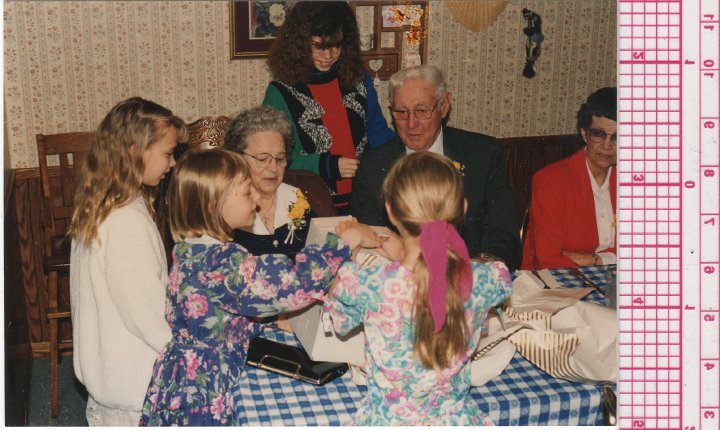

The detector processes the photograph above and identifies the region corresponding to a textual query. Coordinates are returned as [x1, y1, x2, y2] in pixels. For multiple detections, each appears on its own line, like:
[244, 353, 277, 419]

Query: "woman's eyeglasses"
[311, 41, 342, 53]
[587, 128, 617, 145]
[242, 152, 290, 168]
[390, 98, 441, 120]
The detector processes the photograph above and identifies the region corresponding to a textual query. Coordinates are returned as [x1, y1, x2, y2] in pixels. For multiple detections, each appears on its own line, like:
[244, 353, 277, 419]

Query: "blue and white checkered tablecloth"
[232, 265, 616, 426]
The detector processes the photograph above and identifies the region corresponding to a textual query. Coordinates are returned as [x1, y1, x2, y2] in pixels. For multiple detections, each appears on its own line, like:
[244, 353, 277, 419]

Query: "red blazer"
[522, 148, 617, 270]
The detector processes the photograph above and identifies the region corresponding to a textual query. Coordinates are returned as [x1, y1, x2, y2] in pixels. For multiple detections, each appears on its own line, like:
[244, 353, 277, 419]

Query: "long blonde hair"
[68, 97, 187, 246]
[168, 150, 250, 243]
[382, 151, 469, 371]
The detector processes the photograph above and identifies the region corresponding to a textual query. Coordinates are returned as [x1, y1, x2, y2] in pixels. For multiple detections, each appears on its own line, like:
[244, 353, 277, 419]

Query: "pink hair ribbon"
[418, 220, 472, 333]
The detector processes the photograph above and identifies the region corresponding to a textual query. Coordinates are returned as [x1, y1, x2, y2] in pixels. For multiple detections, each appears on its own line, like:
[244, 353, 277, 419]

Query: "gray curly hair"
[224, 105, 294, 155]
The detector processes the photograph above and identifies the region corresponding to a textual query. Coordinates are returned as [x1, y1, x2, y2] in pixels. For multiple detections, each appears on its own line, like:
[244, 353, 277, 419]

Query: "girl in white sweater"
[68, 97, 187, 426]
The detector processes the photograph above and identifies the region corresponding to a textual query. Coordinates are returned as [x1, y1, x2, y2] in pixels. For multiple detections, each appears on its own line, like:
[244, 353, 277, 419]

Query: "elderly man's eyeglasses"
[586, 128, 617, 145]
[390, 98, 441, 120]
[242, 152, 290, 168]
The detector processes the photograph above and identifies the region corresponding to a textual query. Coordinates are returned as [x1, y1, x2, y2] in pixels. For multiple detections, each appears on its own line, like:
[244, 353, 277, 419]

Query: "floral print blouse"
[324, 260, 512, 426]
[140, 233, 350, 426]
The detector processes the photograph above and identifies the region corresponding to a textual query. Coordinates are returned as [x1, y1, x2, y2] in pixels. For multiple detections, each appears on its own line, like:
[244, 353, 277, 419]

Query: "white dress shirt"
[586, 160, 616, 265]
[405, 129, 445, 156]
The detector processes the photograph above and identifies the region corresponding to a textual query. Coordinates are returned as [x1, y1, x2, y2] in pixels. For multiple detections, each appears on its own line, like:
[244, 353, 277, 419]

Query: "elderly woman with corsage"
[225, 105, 313, 258]
[522, 87, 617, 270]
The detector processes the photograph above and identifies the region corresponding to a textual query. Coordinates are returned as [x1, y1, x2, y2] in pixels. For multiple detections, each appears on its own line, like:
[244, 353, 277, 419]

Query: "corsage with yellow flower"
[285, 189, 310, 244]
[451, 160, 466, 176]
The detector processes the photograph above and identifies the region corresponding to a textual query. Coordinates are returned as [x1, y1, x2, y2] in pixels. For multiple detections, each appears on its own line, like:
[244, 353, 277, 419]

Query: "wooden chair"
[519, 206, 530, 244]
[36, 132, 93, 418]
[186, 115, 230, 150]
[283, 169, 338, 217]
[497, 134, 583, 224]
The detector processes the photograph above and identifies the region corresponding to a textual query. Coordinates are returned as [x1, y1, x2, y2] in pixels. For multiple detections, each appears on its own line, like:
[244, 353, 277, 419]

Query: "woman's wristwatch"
[592, 253, 599, 265]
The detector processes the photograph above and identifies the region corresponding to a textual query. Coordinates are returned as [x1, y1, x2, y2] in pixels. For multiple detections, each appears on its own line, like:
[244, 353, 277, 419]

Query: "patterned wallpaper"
[3, 1, 616, 169]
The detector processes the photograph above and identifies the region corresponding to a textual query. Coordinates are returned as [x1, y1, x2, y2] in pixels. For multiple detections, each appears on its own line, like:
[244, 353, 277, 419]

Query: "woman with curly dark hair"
[264, 1, 396, 214]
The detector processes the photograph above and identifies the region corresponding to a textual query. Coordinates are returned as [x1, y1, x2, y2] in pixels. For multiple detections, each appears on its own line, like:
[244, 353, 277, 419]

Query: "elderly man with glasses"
[351, 65, 521, 271]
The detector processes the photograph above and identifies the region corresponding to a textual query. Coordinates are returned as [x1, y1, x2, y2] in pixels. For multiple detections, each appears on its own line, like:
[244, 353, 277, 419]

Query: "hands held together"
[334, 219, 405, 262]
[334, 218, 381, 251]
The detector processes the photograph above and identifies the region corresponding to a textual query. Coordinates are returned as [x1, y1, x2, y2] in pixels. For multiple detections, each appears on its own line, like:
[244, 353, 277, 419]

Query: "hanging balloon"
[447, 1, 509, 32]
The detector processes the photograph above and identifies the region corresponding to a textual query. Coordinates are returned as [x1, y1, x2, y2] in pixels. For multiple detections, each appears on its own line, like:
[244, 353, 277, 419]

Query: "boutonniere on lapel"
[285, 189, 310, 244]
[451, 160, 466, 176]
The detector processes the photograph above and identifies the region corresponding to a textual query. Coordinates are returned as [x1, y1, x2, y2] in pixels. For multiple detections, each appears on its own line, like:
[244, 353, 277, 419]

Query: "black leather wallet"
[245, 337, 348, 386]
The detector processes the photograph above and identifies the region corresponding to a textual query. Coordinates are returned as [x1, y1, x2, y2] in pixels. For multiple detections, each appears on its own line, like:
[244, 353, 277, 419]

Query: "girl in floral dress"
[139, 149, 380, 426]
[325, 152, 513, 426]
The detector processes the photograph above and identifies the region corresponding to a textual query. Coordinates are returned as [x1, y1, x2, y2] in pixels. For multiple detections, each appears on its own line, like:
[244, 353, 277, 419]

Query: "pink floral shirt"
[324, 260, 512, 426]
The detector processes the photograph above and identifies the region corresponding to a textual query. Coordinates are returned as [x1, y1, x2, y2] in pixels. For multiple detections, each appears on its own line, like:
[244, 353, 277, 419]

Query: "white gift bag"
[501, 273, 618, 384]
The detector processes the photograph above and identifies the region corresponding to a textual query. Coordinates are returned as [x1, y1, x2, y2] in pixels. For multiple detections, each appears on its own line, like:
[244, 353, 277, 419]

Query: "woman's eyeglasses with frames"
[390, 98, 441, 120]
[586, 128, 617, 145]
[311, 41, 342, 53]
[242, 152, 290, 168]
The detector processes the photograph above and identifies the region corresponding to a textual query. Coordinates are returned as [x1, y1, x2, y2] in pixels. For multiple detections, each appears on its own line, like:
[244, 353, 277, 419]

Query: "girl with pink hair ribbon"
[324, 151, 512, 426]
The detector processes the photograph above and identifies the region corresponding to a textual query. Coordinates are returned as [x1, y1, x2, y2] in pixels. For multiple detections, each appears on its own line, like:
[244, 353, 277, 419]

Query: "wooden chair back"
[35, 131, 92, 418]
[186, 115, 230, 150]
[283, 170, 338, 217]
[497, 134, 583, 224]
[36, 132, 93, 258]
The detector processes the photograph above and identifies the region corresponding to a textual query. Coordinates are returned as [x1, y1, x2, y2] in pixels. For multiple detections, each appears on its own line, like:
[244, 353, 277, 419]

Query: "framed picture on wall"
[230, 1, 295, 58]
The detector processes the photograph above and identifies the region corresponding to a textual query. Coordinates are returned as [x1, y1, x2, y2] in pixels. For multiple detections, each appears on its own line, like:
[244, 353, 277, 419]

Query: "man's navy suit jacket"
[351, 126, 521, 271]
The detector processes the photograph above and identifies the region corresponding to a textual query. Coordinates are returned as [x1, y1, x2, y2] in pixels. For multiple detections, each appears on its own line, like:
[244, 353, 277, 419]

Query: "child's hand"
[376, 232, 404, 261]
[335, 220, 381, 251]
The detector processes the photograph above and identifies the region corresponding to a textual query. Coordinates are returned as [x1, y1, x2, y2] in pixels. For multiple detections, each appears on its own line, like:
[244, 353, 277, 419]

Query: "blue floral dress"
[324, 260, 512, 426]
[139, 233, 350, 426]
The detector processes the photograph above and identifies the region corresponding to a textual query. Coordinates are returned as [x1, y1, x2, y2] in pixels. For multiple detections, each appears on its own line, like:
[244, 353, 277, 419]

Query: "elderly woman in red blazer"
[522, 87, 617, 270]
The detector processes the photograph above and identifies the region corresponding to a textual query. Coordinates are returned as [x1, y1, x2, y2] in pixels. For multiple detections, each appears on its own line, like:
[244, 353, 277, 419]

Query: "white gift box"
[288, 217, 391, 365]
[287, 303, 366, 365]
[305, 215, 393, 244]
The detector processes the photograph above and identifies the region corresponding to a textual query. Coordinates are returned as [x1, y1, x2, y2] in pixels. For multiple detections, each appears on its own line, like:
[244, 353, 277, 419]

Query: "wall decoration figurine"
[521, 8, 544, 78]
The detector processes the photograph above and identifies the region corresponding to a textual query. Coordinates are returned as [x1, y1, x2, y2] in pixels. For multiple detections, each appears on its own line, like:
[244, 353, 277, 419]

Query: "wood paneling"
[497, 134, 583, 223]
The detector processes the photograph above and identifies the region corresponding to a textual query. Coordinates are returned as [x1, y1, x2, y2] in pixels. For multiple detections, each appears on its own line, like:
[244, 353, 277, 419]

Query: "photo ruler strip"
[618, 2, 719, 430]
[692, 3, 720, 430]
